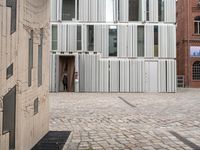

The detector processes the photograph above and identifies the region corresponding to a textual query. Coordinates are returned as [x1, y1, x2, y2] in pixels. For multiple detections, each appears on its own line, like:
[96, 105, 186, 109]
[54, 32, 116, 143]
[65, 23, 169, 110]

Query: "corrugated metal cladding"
[50, 0, 176, 93]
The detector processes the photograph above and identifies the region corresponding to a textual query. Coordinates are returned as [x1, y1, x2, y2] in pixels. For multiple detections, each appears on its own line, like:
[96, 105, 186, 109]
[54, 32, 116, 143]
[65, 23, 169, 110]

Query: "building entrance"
[59, 56, 75, 92]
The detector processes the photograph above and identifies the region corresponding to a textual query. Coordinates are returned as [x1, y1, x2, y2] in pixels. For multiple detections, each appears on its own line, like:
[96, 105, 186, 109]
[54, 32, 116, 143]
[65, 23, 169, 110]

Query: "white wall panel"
[99, 59, 109, 92]
[118, 25, 128, 57]
[158, 60, 167, 92]
[149, 0, 158, 22]
[145, 25, 154, 58]
[127, 25, 137, 57]
[119, 0, 128, 22]
[120, 59, 129, 92]
[94, 25, 102, 52]
[167, 60, 176, 92]
[102, 25, 109, 57]
[165, 0, 176, 23]
[51, 0, 58, 21]
[110, 60, 120, 92]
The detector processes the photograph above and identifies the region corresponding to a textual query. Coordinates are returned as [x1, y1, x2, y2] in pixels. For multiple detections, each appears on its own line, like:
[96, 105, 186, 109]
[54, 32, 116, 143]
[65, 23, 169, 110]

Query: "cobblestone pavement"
[49, 89, 200, 150]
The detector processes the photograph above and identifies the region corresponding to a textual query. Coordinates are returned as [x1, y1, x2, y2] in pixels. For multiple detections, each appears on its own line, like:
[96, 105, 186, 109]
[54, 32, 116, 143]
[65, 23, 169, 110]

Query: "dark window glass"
[6, 63, 13, 79]
[77, 25, 82, 50]
[62, 0, 75, 20]
[158, 0, 164, 21]
[3, 86, 16, 149]
[194, 16, 200, 34]
[28, 30, 33, 87]
[88, 25, 94, 51]
[154, 26, 158, 57]
[38, 28, 43, 87]
[6, 0, 17, 34]
[146, 0, 150, 21]
[193, 61, 200, 80]
[137, 26, 144, 57]
[52, 25, 58, 50]
[34, 98, 39, 115]
[109, 26, 117, 56]
[129, 0, 142, 21]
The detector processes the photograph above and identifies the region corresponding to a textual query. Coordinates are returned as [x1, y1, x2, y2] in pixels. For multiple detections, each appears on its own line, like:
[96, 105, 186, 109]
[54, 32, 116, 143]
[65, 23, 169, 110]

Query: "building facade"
[50, 0, 177, 93]
[177, 0, 200, 88]
[0, 0, 50, 149]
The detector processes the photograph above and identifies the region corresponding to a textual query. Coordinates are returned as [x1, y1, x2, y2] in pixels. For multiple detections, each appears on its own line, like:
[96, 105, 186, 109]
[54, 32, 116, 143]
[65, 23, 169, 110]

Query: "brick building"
[177, 0, 200, 87]
[0, 0, 50, 149]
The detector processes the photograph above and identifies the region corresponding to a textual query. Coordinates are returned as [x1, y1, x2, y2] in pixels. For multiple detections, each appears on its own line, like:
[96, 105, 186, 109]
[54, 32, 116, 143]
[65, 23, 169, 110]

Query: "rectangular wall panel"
[118, 25, 127, 57]
[120, 59, 129, 92]
[145, 24, 154, 58]
[99, 59, 109, 92]
[110, 60, 120, 92]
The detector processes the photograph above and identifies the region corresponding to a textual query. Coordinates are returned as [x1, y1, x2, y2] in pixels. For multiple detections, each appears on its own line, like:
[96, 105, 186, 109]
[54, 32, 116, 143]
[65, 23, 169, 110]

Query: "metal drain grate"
[32, 131, 71, 150]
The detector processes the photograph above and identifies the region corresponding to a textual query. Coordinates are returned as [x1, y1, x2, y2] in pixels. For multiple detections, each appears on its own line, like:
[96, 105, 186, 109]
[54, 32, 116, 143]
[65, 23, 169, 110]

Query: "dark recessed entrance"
[59, 56, 75, 92]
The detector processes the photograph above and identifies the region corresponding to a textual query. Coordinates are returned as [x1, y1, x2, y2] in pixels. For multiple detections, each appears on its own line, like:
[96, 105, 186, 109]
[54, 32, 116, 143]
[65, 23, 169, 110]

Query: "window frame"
[192, 61, 200, 81]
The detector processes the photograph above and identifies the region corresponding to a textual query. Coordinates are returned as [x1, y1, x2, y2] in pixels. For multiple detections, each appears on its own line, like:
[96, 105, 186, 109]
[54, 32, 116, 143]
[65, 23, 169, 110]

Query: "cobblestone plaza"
[50, 89, 200, 150]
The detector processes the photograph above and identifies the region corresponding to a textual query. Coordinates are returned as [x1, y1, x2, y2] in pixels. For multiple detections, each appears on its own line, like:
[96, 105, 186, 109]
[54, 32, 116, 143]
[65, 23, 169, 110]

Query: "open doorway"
[59, 56, 75, 92]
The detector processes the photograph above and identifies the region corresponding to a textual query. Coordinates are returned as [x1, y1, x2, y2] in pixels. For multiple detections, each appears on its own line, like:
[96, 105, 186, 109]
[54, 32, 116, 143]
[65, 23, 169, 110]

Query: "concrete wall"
[0, 0, 50, 149]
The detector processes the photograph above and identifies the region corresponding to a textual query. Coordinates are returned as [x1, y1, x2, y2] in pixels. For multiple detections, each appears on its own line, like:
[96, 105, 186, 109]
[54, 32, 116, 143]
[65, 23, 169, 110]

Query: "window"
[137, 26, 144, 57]
[6, 63, 13, 79]
[158, 0, 164, 21]
[146, 0, 150, 21]
[193, 61, 200, 80]
[154, 26, 158, 57]
[6, 0, 17, 34]
[109, 26, 117, 56]
[87, 25, 94, 51]
[28, 30, 33, 87]
[129, 0, 142, 21]
[34, 98, 39, 115]
[194, 16, 200, 34]
[38, 28, 43, 87]
[77, 25, 82, 50]
[62, 0, 75, 20]
[52, 25, 58, 50]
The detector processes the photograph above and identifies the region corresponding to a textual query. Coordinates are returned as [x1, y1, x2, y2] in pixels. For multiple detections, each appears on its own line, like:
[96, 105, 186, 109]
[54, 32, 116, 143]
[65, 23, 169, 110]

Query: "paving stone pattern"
[49, 89, 200, 150]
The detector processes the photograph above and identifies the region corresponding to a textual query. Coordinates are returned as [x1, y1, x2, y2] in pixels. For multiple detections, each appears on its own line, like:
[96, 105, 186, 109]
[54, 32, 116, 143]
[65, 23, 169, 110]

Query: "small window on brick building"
[192, 61, 200, 80]
[194, 16, 200, 34]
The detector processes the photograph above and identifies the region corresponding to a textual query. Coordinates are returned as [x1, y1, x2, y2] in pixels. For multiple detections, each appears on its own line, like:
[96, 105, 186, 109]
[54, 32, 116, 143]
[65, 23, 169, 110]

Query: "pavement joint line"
[169, 131, 200, 150]
[118, 96, 136, 108]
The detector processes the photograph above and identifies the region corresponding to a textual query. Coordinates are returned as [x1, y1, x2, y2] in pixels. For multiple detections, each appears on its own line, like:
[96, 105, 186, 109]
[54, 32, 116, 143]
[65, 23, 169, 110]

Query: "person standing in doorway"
[62, 73, 68, 91]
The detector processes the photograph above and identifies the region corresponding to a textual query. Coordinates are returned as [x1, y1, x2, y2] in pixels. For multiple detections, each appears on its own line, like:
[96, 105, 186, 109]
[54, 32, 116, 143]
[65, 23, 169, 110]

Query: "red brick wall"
[177, 0, 200, 87]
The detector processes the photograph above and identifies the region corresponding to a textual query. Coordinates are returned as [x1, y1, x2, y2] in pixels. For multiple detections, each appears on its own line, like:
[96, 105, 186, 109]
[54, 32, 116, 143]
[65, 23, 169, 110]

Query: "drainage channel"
[32, 131, 71, 150]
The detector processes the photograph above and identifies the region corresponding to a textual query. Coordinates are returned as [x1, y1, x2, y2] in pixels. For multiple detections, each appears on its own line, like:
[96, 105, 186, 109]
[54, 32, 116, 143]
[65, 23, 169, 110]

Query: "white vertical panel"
[145, 24, 154, 58]
[127, 25, 137, 57]
[165, 0, 176, 23]
[82, 25, 87, 51]
[110, 60, 120, 92]
[167, 25, 176, 58]
[94, 25, 102, 52]
[102, 25, 109, 57]
[120, 59, 129, 92]
[57, 0, 62, 21]
[57, 24, 62, 51]
[98, 0, 106, 22]
[130, 60, 138, 92]
[51, 0, 57, 21]
[118, 25, 127, 57]
[79, 54, 85, 92]
[167, 60, 176, 92]
[99, 59, 109, 92]
[137, 60, 145, 92]
[158, 60, 167, 92]
[119, 0, 128, 22]
[159, 25, 168, 58]
[68, 25, 77, 52]
[90, 0, 98, 22]
[149, 0, 158, 22]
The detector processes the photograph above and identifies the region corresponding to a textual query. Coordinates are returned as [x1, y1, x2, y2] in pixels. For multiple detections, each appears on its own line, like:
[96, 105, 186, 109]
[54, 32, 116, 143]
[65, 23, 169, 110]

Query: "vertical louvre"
[51, 0, 57, 21]
[145, 24, 154, 58]
[118, 25, 127, 57]
[102, 25, 109, 57]
[110, 60, 120, 92]
[158, 60, 167, 92]
[119, 0, 128, 22]
[120, 59, 129, 92]
[99, 59, 109, 92]
[94, 25, 102, 52]
[165, 0, 176, 23]
[127, 25, 137, 57]
[149, 0, 158, 22]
